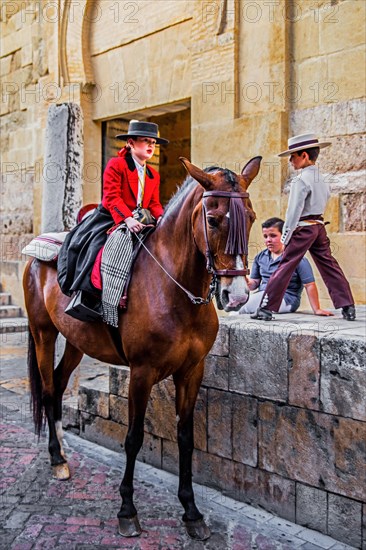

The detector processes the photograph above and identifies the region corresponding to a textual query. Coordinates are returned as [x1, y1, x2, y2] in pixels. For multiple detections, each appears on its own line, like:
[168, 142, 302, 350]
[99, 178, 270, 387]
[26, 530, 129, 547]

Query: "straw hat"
[278, 133, 331, 157]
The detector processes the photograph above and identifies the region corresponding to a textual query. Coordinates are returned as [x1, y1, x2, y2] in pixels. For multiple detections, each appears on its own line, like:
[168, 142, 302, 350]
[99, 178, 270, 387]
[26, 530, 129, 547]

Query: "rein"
[134, 233, 217, 305]
[202, 190, 250, 276]
[134, 189, 250, 305]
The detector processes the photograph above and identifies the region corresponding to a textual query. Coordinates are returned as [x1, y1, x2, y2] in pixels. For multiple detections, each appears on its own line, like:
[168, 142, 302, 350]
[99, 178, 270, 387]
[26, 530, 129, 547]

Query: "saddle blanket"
[22, 232, 69, 261]
[22, 231, 104, 291]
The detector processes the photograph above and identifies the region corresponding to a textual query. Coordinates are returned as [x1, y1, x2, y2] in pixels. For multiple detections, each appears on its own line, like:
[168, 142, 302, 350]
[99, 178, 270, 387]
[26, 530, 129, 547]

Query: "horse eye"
[207, 216, 219, 228]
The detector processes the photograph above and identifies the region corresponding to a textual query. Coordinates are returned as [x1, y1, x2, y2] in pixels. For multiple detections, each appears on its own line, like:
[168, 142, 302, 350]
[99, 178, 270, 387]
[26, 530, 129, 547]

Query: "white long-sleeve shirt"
[281, 165, 330, 245]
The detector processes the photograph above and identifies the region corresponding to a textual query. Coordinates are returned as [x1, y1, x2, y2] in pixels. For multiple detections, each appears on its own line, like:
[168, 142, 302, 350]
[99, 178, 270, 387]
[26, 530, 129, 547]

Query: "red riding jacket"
[101, 148, 164, 225]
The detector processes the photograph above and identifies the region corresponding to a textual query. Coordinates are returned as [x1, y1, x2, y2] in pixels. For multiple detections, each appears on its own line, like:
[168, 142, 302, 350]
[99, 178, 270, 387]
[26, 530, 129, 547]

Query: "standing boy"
[251, 133, 355, 321]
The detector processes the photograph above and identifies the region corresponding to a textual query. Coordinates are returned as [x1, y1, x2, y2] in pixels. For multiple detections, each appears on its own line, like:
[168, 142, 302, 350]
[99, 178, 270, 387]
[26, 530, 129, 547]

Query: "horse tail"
[27, 328, 44, 436]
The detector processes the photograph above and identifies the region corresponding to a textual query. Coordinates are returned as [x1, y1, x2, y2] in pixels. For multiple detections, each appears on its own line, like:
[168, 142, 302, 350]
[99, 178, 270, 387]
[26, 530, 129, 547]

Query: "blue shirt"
[251, 249, 315, 311]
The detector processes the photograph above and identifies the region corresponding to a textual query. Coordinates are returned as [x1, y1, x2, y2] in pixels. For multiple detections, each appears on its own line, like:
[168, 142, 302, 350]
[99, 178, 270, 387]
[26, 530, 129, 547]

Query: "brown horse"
[23, 157, 261, 540]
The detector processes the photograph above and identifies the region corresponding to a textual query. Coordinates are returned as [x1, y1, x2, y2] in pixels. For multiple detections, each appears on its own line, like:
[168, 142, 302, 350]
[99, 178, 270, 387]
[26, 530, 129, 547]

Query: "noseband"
[202, 190, 250, 277]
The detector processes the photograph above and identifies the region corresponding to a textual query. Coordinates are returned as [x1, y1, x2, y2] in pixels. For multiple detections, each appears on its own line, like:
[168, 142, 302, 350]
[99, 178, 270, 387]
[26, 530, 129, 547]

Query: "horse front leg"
[118, 370, 153, 537]
[174, 363, 211, 541]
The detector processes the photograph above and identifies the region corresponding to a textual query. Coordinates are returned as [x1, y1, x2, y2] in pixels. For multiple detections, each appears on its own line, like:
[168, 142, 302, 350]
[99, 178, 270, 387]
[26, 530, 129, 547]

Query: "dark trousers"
[261, 224, 354, 312]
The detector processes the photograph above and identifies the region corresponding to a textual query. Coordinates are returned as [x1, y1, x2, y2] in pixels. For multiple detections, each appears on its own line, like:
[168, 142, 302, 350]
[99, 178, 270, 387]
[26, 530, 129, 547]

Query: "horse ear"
[240, 156, 262, 189]
[179, 157, 215, 190]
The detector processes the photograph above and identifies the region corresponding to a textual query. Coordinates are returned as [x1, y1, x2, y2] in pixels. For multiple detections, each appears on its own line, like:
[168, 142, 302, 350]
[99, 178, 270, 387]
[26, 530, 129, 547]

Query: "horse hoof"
[52, 463, 70, 480]
[184, 518, 211, 540]
[118, 516, 142, 537]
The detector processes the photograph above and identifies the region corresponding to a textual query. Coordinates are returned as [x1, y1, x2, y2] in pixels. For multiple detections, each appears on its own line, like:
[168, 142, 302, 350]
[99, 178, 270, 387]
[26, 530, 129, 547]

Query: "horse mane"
[162, 166, 239, 223]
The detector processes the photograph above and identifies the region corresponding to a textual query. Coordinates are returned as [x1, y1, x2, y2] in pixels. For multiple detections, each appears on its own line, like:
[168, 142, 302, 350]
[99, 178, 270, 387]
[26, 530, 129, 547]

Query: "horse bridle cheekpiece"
[202, 190, 250, 277]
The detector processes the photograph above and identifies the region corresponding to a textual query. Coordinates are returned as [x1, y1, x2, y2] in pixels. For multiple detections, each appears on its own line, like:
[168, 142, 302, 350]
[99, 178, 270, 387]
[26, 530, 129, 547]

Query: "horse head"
[180, 156, 261, 312]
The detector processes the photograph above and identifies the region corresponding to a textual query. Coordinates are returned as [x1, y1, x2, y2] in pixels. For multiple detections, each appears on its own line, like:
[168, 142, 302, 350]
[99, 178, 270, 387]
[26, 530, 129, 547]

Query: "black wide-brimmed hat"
[116, 120, 169, 144]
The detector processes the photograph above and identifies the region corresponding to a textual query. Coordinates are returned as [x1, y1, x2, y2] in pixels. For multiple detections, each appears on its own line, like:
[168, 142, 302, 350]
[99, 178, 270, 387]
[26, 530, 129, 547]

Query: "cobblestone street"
[0, 331, 359, 549]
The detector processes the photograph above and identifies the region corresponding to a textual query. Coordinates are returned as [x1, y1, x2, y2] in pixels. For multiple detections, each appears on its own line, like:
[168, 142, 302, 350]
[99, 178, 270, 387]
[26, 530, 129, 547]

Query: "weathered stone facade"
[0, 0, 365, 307]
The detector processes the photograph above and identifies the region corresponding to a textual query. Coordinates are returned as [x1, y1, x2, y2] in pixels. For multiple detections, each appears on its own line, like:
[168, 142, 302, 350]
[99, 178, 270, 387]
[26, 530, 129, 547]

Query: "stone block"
[162, 438, 179, 476]
[328, 493, 362, 548]
[193, 388, 207, 452]
[207, 389, 232, 459]
[210, 322, 229, 356]
[363, 503, 366, 550]
[145, 378, 176, 441]
[322, 134, 366, 175]
[327, 47, 365, 103]
[347, 98, 366, 135]
[341, 192, 366, 232]
[109, 365, 129, 397]
[236, 463, 296, 522]
[320, 334, 366, 421]
[295, 483, 327, 533]
[203, 354, 229, 390]
[80, 412, 126, 453]
[21, 45, 32, 67]
[137, 432, 162, 470]
[192, 448, 237, 498]
[292, 57, 328, 110]
[325, 233, 366, 281]
[0, 54, 11, 76]
[258, 402, 366, 501]
[78, 377, 109, 419]
[288, 333, 320, 410]
[293, 10, 319, 62]
[62, 397, 80, 433]
[109, 395, 128, 426]
[329, 170, 366, 196]
[323, 195, 339, 233]
[193, 456, 297, 522]
[319, 0, 365, 54]
[232, 394, 258, 467]
[229, 323, 288, 401]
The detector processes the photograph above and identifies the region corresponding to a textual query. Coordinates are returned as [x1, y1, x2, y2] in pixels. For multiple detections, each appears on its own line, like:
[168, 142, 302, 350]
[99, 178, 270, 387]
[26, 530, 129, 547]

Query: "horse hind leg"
[53, 341, 84, 462]
[28, 326, 66, 476]
[28, 326, 78, 480]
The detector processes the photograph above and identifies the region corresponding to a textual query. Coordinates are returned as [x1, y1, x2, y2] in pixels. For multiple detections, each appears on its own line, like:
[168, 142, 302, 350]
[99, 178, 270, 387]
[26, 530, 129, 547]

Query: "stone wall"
[71, 314, 366, 548]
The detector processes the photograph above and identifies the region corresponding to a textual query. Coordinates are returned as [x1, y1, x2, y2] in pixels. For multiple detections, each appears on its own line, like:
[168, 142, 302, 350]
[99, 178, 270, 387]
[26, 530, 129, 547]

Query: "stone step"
[0, 305, 23, 318]
[0, 317, 28, 334]
[0, 292, 11, 306]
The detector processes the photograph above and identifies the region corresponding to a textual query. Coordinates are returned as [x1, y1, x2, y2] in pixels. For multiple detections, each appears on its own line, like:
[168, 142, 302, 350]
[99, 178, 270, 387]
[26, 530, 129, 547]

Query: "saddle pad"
[22, 232, 69, 261]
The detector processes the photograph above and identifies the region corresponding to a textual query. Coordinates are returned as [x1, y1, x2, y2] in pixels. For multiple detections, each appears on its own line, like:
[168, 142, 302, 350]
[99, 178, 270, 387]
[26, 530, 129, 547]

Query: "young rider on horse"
[57, 120, 169, 325]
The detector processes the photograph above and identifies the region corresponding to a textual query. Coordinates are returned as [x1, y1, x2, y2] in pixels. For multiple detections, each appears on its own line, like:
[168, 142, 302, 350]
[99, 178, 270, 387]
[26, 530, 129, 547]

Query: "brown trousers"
[261, 224, 354, 312]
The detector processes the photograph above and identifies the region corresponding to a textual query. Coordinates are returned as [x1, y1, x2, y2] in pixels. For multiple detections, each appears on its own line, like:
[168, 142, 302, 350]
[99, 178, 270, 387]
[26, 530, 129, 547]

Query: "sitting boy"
[239, 217, 333, 316]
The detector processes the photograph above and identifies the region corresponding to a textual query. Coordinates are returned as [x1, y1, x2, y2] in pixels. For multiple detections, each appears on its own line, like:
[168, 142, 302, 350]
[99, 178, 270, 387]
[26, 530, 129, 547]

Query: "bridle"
[135, 188, 251, 305]
[201, 190, 250, 277]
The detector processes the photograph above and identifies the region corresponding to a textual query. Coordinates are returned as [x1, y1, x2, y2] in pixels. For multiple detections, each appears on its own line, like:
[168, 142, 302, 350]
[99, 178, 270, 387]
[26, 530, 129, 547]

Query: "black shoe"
[341, 305, 356, 321]
[250, 307, 273, 321]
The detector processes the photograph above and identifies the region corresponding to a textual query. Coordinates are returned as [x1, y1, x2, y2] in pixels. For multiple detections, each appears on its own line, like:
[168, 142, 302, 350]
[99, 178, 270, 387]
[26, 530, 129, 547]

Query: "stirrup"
[65, 290, 102, 322]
